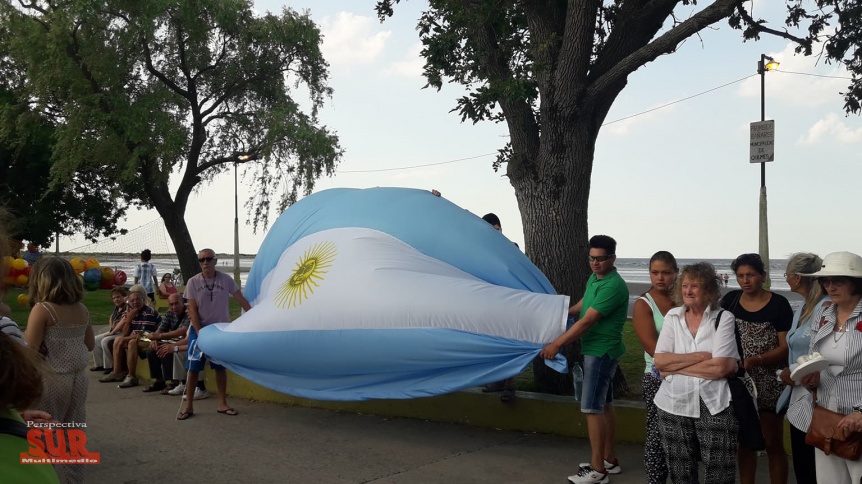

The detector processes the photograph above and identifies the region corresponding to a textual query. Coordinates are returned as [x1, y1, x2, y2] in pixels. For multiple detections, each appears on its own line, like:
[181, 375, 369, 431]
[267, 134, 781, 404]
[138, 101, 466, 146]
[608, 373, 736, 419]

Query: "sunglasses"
[819, 277, 848, 288]
[588, 255, 614, 262]
[198, 257, 216, 263]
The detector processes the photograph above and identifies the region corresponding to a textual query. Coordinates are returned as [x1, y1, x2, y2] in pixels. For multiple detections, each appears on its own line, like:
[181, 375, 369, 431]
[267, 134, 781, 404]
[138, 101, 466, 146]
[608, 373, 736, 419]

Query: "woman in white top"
[632, 251, 678, 484]
[654, 262, 739, 484]
[799, 252, 862, 483]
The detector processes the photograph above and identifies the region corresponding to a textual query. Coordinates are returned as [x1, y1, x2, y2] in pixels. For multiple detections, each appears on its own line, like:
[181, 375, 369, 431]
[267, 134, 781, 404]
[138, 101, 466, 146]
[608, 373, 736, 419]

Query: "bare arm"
[654, 351, 713, 372]
[232, 290, 252, 313]
[24, 304, 47, 350]
[677, 357, 737, 380]
[540, 307, 602, 359]
[568, 298, 584, 316]
[746, 331, 788, 369]
[187, 298, 203, 333]
[632, 299, 659, 358]
[84, 323, 95, 351]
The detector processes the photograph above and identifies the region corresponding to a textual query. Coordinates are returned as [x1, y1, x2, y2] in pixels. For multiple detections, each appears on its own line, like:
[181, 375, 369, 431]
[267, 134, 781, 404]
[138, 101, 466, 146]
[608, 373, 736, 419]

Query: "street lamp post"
[757, 54, 779, 288]
[233, 160, 241, 289]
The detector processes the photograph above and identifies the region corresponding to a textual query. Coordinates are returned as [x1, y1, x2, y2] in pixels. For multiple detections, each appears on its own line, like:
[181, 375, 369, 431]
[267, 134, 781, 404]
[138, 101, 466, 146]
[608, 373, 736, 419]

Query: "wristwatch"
[174, 346, 179, 353]
[853, 405, 862, 415]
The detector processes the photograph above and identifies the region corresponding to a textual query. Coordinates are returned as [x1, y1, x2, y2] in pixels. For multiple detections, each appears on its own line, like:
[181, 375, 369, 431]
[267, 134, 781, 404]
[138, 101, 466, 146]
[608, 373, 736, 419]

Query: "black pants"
[790, 424, 817, 484]
[146, 348, 173, 382]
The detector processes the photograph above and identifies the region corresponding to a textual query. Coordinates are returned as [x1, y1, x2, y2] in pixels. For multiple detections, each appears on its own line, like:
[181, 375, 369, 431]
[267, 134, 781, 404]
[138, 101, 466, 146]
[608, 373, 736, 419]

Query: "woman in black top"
[721, 253, 792, 484]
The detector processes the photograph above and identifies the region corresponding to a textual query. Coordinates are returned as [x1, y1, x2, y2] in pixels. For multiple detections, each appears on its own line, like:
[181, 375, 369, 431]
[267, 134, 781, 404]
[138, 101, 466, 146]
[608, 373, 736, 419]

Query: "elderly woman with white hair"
[98, 284, 162, 388]
[799, 252, 862, 483]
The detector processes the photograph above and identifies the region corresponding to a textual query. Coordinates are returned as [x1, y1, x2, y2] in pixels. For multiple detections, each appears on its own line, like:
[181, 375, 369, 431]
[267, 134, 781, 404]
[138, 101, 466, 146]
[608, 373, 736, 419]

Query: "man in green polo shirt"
[540, 235, 629, 484]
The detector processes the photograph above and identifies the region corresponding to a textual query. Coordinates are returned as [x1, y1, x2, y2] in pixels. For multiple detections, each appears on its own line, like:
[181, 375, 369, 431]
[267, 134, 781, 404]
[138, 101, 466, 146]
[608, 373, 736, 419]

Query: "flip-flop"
[217, 408, 239, 416]
[176, 411, 194, 420]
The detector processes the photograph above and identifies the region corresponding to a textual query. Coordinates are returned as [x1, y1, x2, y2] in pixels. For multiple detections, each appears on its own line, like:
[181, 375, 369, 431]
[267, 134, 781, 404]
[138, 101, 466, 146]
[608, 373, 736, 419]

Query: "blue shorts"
[580, 354, 619, 414]
[186, 326, 225, 372]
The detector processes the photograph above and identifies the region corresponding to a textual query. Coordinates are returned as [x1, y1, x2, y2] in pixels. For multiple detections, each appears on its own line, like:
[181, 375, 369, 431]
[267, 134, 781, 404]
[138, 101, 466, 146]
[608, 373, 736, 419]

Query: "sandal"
[217, 407, 239, 416]
[176, 411, 194, 420]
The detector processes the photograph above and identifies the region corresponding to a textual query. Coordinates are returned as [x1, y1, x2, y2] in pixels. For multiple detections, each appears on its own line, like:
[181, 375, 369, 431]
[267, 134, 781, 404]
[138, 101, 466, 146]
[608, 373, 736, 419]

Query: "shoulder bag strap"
[0, 417, 30, 439]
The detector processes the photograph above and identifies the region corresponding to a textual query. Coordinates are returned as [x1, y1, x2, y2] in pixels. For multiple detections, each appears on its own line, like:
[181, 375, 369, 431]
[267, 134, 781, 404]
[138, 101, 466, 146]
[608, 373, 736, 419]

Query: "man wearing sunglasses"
[540, 235, 629, 484]
[177, 248, 251, 420]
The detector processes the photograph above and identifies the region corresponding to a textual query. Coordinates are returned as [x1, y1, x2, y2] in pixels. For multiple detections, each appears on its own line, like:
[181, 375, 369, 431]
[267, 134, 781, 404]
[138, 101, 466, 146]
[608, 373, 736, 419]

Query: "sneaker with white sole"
[167, 382, 186, 396]
[567, 465, 609, 484]
[117, 376, 138, 388]
[577, 460, 621, 475]
[182, 388, 209, 400]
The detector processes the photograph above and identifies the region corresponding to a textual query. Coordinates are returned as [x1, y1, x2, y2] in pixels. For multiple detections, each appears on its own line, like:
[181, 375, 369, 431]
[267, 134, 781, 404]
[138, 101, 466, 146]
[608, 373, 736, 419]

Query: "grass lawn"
[5, 287, 645, 399]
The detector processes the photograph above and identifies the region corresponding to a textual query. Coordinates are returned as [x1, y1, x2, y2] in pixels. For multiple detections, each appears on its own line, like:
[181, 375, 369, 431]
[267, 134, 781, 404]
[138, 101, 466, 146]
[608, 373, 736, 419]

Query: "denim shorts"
[581, 354, 619, 414]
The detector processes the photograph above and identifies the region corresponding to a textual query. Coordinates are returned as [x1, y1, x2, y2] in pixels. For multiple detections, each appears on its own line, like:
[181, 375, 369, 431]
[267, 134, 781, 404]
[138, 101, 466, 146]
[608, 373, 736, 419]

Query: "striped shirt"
[807, 300, 862, 416]
[130, 306, 162, 334]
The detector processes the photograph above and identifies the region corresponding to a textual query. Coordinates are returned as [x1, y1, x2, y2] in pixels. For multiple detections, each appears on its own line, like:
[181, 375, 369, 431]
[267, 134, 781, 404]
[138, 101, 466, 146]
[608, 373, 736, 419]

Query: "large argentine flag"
[198, 187, 569, 401]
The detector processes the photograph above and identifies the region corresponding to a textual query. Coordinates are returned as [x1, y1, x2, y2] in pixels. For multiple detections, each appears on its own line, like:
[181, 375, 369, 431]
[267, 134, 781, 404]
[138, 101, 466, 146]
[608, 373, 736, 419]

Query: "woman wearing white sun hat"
[799, 251, 862, 483]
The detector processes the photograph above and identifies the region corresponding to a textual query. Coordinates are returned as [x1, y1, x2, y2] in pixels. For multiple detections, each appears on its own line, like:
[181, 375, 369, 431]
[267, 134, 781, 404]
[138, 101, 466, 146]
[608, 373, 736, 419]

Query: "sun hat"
[799, 251, 862, 279]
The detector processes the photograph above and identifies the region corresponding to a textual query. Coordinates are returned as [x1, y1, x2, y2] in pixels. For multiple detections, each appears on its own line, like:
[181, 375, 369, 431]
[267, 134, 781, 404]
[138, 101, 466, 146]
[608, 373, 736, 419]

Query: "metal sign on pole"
[750, 120, 775, 163]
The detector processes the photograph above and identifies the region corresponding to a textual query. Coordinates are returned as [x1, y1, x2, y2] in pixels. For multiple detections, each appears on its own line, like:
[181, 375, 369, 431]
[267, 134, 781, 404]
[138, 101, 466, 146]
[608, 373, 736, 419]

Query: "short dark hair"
[141, 249, 152, 261]
[482, 213, 501, 227]
[650, 250, 678, 272]
[731, 253, 765, 275]
[589, 235, 617, 255]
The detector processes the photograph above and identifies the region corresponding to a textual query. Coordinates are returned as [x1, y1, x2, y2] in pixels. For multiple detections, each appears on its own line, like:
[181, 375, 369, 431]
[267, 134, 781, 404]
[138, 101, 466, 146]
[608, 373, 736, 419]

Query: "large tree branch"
[141, 37, 190, 99]
[556, 0, 600, 90]
[585, 0, 737, 107]
[735, 2, 808, 45]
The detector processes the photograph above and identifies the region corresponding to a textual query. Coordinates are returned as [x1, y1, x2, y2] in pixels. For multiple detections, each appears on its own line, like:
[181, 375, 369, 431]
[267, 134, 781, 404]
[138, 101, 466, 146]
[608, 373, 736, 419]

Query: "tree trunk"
[155, 202, 200, 283]
[511, 123, 599, 394]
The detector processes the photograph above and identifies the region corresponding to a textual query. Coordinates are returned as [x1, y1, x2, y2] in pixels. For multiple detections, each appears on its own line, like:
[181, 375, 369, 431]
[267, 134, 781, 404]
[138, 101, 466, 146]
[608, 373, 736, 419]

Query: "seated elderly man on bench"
[143, 293, 191, 393]
[99, 287, 162, 388]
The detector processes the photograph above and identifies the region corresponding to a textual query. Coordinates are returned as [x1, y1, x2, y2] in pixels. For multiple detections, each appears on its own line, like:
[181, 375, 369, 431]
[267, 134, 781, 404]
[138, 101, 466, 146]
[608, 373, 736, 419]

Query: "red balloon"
[99, 279, 114, 290]
[9, 267, 22, 277]
[113, 270, 127, 285]
[22, 265, 31, 277]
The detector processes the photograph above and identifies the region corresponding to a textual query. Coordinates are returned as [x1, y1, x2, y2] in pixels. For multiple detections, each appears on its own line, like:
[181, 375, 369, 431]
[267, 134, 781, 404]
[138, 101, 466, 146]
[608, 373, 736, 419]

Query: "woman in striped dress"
[800, 251, 862, 483]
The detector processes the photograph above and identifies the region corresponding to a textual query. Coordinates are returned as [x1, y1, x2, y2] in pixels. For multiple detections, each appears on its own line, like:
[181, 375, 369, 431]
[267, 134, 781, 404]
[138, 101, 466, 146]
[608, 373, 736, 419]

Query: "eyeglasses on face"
[819, 277, 848, 288]
[198, 257, 216, 263]
[588, 255, 613, 262]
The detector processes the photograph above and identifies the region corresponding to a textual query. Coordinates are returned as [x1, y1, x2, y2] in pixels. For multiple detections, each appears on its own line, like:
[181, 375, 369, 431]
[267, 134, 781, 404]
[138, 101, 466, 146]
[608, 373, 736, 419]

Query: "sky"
[62, 1, 862, 260]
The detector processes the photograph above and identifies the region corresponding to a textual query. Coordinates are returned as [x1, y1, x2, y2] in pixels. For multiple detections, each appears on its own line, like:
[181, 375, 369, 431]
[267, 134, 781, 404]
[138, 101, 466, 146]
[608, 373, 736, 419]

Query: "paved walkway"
[83, 370, 790, 483]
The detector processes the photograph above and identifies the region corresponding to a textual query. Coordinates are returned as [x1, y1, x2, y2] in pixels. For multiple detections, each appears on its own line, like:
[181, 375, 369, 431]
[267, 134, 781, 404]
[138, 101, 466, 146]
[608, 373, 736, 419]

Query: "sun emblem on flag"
[275, 241, 337, 309]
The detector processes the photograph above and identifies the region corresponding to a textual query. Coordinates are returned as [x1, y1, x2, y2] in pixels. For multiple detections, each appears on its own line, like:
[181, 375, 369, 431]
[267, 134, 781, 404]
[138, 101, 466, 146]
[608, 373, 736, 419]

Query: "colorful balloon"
[70, 257, 86, 273]
[113, 270, 127, 285]
[99, 279, 114, 290]
[100, 267, 115, 282]
[11, 258, 26, 271]
[84, 280, 100, 291]
[3, 275, 16, 287]
[16, 293, 29, 306]
[85, 258, 100, 270]
[198, 187, 569, 402]
[15, 274, 28, 287]
[83, 268, 101, 284]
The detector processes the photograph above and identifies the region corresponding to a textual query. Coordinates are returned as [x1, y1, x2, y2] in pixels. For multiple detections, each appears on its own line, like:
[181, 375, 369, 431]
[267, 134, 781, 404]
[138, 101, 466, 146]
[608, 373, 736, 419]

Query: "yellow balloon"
[17, 293, 29, 306]
[15, 274, 28, 287]
[11, 258, 26, 271]
[70, 257, 86, 273]
[85, 258, 100, 270]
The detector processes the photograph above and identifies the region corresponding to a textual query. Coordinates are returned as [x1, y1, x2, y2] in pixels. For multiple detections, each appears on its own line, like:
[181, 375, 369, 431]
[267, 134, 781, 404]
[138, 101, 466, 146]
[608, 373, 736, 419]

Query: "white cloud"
[737, 41, 850, 108]
[320, 12, 391, 66]
[385, 43, 424, 78]
[800, 113, 862, 145]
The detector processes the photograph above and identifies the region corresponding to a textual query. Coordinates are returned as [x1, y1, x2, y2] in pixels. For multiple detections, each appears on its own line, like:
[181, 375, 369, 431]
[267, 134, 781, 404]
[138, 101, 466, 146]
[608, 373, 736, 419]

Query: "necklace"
[203, 274, 216, 302]
[833, 326, 848, 348]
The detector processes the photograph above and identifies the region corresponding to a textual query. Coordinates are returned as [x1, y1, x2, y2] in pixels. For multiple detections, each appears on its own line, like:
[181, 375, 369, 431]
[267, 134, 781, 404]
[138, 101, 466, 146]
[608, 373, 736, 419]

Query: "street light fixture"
[756, 54, 778, 288]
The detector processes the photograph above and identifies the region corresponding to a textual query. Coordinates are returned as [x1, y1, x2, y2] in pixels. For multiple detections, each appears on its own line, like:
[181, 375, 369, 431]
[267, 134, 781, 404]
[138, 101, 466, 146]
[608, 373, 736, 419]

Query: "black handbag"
[715, 309, 766, 451]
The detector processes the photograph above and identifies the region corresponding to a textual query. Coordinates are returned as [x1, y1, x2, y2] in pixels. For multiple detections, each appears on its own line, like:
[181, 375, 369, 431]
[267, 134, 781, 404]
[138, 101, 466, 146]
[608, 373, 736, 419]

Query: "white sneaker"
[577, 460, 621, 475]
[568, 465, 609, 484]
[182, 388, 209, 400]
[167, 383, 186, 396]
